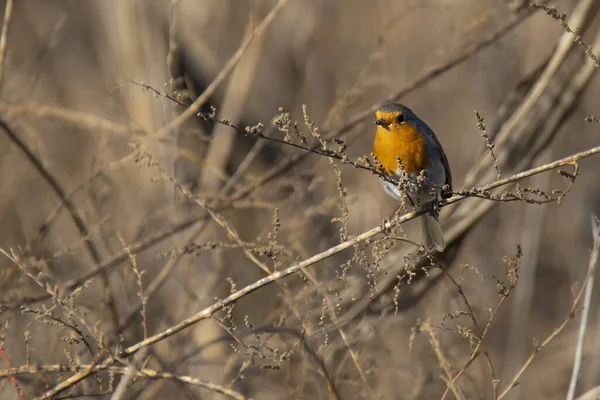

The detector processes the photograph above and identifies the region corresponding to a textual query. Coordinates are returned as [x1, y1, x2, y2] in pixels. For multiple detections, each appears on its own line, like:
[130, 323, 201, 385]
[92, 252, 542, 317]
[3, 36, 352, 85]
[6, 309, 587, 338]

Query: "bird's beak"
[375, 118, 390, 127]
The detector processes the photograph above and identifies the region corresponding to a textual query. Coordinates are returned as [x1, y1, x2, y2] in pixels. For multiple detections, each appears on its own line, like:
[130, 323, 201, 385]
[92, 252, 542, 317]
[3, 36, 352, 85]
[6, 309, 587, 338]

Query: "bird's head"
[374, 103, 419, 139]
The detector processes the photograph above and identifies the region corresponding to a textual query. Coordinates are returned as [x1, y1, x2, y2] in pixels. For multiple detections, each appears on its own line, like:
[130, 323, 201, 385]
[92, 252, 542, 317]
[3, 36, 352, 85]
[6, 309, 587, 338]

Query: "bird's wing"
[439, 145, 452, 196]
[418, 120, 452, 196]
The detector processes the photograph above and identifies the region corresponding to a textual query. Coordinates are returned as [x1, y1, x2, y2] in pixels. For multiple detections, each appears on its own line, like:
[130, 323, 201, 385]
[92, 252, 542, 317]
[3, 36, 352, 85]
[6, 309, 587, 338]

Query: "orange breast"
[373, 122, 429, 175]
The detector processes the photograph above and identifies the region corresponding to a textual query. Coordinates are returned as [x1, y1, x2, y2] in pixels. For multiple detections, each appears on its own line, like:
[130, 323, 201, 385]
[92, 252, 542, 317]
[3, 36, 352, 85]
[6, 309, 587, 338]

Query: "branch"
[115, 144, 600, 360]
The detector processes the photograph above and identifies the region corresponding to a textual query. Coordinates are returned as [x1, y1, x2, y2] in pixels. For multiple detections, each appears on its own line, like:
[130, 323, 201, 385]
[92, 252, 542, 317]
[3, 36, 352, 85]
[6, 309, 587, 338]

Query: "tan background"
[1, 0, 599, 399]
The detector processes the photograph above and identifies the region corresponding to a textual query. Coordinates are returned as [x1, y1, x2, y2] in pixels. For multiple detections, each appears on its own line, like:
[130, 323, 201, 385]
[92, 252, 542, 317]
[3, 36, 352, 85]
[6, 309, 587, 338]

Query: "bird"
[372, 103, 452, 252]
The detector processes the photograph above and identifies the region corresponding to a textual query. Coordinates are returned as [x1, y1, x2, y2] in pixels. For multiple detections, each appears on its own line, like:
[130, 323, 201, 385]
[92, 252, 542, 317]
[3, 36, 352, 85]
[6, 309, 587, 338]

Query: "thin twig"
[0, 248, 99, 353]
[442, 271, 499, 399]
[117, 221, 208, 331]
[475, 111, 501, 179]
[20, 306, 95, 358]
[567, 215, 600, 400]
[118, 234, 148, 339]
[498, 214, 600, 399]
[422, 321, 464, 400]
[0, 340, 26, 400]
[531, 2, 600, 67]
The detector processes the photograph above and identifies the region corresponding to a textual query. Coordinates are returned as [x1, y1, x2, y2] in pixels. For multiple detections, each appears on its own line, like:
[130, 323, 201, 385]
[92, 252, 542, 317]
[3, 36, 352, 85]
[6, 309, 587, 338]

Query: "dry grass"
[1, 1, 600, 399]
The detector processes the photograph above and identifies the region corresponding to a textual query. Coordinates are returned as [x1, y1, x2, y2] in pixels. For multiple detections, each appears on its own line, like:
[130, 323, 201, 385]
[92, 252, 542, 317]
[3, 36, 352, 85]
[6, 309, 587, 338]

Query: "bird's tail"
[420, 213, 445, 252]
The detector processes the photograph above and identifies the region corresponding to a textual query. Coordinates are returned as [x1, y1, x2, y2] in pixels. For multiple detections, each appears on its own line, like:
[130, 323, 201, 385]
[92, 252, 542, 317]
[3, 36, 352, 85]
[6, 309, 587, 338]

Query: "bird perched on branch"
[373, 103, 452, 252]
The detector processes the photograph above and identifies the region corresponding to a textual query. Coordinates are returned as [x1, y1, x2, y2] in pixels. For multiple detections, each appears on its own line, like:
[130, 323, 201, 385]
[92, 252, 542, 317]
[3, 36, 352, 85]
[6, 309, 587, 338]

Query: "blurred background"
[1, 0, 600, 399]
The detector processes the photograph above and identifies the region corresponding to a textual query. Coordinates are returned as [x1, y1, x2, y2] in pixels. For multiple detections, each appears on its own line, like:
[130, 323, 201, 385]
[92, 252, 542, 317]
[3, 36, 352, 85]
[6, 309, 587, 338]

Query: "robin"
[373, 103, 452, 252]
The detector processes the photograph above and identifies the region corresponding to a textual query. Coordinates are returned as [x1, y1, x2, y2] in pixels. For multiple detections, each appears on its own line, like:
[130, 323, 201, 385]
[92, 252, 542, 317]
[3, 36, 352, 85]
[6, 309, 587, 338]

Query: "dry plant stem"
[532, 2, 600, 66]
[134, 349, 201, 400]
[20, 306, 94, 357]
[111, 367, 136, 400]
[0, 364, 247, 400]
[117, 221, 208, 331]
[119, 235, 148, 339]
[332, 311, 375, 399]
[442, 282, 514, 400]
[442, 272, 498, 399]
[301, 267, 376, 400]
[154, 0, 288, 139]
[567, 215, 600, 400]
[0, 249, 99, 354]
[111, 349, 150, 400]
[0, 0, 13, 92]
[422, 322, 464, 400]
[498, 218, 600, 399]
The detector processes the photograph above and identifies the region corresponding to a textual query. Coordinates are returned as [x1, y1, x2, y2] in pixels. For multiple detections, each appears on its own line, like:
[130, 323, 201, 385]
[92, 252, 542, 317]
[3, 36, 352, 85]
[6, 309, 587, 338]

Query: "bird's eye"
[397, 114, 406, 124]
